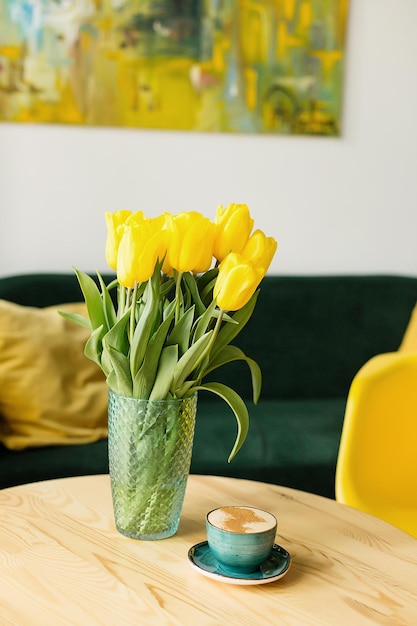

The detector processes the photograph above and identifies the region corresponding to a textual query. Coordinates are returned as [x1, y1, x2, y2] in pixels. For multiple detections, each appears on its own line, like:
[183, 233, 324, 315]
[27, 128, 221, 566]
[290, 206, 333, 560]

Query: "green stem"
[125, 288, 132, 316]
[208, 308, 224, 352]
[117, 285, 124, 319]
[174, 271, 183, 325]
[193, 308, 225, 384]
[129, 283, 139, 343]
[129, 282, 139, 378]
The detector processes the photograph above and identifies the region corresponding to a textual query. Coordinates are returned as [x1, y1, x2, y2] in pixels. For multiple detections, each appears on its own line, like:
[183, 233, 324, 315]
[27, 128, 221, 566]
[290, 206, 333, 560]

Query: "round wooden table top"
[0, 474, 416, 625]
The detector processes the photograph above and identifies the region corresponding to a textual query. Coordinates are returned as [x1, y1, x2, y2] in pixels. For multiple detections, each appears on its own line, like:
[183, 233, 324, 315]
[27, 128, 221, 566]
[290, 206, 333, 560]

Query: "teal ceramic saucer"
[187, 541, 291, 585]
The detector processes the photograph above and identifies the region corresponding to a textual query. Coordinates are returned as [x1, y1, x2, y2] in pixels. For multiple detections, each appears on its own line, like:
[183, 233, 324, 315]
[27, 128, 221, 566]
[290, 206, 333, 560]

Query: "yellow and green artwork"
[0, 0, 349, 135]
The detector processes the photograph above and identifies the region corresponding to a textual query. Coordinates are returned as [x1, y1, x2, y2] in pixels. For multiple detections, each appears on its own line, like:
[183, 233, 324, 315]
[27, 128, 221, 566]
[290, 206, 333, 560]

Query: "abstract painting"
[0, 0, 349, 135]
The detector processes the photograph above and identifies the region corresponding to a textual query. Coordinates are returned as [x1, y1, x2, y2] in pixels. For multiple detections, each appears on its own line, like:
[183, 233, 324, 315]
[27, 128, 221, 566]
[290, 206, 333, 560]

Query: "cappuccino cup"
[206, 506, 277, 575]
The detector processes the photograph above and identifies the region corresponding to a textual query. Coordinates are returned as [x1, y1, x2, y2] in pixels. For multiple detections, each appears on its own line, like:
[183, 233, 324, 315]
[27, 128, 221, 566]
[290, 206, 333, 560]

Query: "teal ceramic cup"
[206, 506, 277, 575]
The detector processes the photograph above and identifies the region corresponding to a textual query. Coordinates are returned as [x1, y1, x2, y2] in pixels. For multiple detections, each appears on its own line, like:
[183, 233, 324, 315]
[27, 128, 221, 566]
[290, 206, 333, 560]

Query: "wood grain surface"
[0, 474, 416, 625]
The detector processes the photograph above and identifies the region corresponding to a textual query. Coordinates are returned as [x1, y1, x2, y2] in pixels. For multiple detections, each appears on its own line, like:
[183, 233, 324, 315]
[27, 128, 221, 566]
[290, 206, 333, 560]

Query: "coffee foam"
[207, 506, 276, 533]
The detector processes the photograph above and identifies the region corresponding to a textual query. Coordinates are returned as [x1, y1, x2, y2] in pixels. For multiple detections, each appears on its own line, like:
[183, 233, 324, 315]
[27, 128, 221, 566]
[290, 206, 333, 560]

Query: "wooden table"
[1, 475, 416, 625]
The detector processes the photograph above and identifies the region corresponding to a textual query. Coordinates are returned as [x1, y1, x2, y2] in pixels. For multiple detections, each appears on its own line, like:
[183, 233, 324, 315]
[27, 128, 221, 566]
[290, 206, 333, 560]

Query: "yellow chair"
[335, 350, 417, 538]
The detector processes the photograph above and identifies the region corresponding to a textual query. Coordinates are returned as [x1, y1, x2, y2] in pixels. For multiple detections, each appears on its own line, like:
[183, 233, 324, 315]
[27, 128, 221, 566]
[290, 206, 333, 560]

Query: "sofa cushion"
[0, 300, 108, 450]
[0, 398, 346, 498]
[191, 398, 346, 498]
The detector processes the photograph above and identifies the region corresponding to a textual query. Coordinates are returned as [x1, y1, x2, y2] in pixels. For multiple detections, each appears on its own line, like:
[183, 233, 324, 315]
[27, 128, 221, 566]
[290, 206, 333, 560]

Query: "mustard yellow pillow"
[0, 300, 108, 450]
[399, 304, 417, 353]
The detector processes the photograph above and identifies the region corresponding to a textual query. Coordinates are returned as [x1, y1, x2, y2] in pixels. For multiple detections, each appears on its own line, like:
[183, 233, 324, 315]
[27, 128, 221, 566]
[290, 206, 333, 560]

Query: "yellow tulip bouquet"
[63, 204, 277, 462]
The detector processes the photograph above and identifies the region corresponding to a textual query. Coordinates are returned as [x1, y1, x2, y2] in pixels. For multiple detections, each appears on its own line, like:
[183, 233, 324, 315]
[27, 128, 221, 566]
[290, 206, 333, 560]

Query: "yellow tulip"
[165, 211, 215, 274]
[241, 229, 278, 274]
[105, 210, 132, 270]
[213, 203, 254, 262]
[117, 213, 167, 288]
[213, 252, 264, 311]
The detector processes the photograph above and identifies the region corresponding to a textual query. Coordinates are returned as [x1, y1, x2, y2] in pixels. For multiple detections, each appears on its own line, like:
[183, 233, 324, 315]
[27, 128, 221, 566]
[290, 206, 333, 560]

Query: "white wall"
[1, 0, 416, 278]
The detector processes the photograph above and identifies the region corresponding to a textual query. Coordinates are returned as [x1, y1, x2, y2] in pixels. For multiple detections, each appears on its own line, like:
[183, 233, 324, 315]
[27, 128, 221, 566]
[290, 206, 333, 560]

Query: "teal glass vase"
[108, 389, 197, 540]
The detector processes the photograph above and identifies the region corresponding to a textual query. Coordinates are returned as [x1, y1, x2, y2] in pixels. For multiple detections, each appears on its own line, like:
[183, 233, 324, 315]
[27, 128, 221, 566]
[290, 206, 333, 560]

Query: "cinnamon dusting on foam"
[208, 507, 275, 533]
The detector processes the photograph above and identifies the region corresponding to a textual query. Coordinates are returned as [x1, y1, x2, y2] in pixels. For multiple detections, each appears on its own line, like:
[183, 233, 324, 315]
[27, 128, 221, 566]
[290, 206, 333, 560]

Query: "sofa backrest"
[1, 273, 416, 402]
[0, 273, 115, 308]
[228, 275, 417, 400]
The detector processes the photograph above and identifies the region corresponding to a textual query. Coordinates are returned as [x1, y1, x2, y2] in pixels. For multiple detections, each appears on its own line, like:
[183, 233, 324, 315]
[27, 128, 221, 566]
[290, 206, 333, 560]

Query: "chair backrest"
[335, 352, 417, 538]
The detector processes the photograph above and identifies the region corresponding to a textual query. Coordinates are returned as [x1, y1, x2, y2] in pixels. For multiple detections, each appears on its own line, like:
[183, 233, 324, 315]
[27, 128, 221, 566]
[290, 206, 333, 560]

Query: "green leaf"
[58, 310, 91, 330]
[149, 345, 178, 400]
[172, 330, 213, 391]
[196, 268, 218, 305]
[172, 269, 186, 318]
[101, 310, 130, 377]
[97, 271, 117, 329]
[203, 345, 262, 404]
[192, 382, 249, 462]
[175, 379, 199, 397]
[167, 305, 195, 355]
[182, 272, 206, 317]
[193, 299, 217, 343]
[102, 294, 135, 396]
[210, 290, 260, 360]
[160, 276, 176, 298]
[104, 344, 132, 396]
[197, 267, 218, 293]
[132, 310, 175, 399]
[84, 324, 105, 369]
[163, 297, 177, 321]
[103, 309, 130, 353]
[105, 277, 119, 292]
[74, 268, 108, 331]
[130, 268, 161, 375]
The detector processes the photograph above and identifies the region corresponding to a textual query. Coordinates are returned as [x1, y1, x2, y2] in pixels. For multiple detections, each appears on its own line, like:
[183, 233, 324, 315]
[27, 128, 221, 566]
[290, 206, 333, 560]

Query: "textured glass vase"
[108, 389, 197, 540]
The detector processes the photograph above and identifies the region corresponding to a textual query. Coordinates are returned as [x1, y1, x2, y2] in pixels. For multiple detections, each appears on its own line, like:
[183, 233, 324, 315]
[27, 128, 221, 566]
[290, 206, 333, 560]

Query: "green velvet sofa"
[1, 273, 416, 499]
